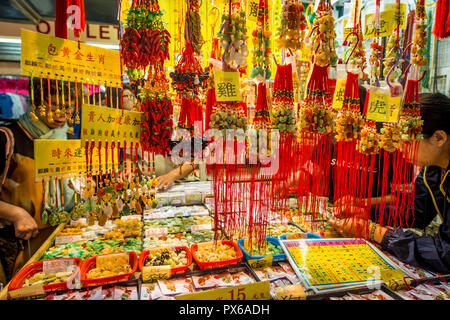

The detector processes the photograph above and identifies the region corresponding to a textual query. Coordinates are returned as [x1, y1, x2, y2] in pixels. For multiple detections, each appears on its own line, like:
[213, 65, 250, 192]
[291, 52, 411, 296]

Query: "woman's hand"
[329, 217, 369, 239]
[332, 195, 367, 219]
[12, 207, 39, 240]
[156, 171, 177, 190]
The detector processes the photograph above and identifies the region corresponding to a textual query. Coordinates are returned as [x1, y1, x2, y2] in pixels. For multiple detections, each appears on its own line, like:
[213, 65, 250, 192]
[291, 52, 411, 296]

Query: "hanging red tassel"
[55, 0, 86, 39]
[433, 0, 450, 39]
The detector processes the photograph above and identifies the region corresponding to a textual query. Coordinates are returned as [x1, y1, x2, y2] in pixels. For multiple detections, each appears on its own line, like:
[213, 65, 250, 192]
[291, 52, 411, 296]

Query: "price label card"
[285, 233, 308, 240]
[381, 269, 407, 291]
[191, 224, 212, 232]
[43, 259, 76, 274]
[387, 96, 402, 123]
[54, 235, 82, 245]
[176, 280, 270, 300]
[8, 285, 45, 299]
[299, 46, 312, 63]
[248, 255, 273, 269]
[121, 214, 142, 222]
[70, 218, 87, 226]
[332, 80, 347, 110]
[145, 228, 168, 237]
[214, 71, 241, 102]
[142, 265, 171, 282]
[366, 91, 391, 122]
[274, 284, 306, 300]
[343, 20, 352, 38]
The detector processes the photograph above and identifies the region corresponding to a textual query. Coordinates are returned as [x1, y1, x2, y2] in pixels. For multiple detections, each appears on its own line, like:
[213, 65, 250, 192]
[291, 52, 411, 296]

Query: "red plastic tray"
[191, 240, 243, 270]
[8, 258, 82, 293]
[139, 246, 192, 275]
[80, 252, 138, 287]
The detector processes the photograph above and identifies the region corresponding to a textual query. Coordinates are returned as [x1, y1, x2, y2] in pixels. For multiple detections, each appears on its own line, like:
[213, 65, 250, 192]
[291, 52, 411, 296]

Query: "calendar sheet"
[280, 238, 402, 293]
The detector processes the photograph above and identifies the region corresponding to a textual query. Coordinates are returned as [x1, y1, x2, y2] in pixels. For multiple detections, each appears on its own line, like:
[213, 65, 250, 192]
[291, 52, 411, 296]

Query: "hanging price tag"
[145, 228, 168, 237]
[332, 80, 347, 110]
[387, 96, 402, 123]
[366, 91, 391, 122]
[176, 280, 270, 300]
[142, 265, 171, 282]
[214, 71, 242, 102]
[274, 284, 306, 300]
[299, 46, 312, 63]
[248, 255, 273, 269]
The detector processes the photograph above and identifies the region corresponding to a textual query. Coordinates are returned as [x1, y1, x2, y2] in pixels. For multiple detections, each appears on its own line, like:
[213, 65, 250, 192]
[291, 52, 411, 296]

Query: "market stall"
[0, 0, 449, 302]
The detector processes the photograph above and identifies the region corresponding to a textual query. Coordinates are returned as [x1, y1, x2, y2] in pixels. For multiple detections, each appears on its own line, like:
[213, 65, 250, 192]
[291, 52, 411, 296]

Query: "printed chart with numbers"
[280, 238, 403, 293]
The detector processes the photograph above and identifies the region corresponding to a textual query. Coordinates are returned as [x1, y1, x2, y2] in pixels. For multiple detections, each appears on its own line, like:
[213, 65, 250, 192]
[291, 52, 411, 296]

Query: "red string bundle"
[297, 63, 334, 224]
[270, 63, 298, 211]
[433, 0, 450, 39]
[55, 0, 85, 39]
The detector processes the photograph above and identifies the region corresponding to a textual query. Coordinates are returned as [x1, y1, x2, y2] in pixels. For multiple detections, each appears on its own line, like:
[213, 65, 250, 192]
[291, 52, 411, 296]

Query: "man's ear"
[432, 130, 448, 147]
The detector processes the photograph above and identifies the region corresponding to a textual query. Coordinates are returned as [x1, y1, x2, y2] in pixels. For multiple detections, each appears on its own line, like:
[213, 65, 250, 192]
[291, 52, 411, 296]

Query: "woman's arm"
[156, 163, 199, 190]
[330, 217, 450, 274]
[0, 201, 38, 240]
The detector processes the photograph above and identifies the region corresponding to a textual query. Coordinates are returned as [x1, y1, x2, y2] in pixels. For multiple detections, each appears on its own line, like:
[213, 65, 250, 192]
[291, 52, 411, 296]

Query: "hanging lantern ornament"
[275, 0, 307, 51]
[250, 0, 272, 80]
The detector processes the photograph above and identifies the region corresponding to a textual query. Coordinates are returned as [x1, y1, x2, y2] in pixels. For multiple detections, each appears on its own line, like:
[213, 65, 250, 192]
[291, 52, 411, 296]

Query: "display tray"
[42, 279, 140, 300]
[306, 283, 402, 300]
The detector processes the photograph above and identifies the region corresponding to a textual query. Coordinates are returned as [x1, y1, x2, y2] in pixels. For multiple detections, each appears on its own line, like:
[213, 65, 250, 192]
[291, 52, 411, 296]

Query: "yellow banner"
[81, 104, 142, 144]
[176, 280, 270, 300]
[247, 0, 260, 23]
[366, 91, 391, 122]
[21, 29, 121, 84]
[214, 71, 242, 102]
[332, 80, 347, 110]
[364, 11, 394, 39]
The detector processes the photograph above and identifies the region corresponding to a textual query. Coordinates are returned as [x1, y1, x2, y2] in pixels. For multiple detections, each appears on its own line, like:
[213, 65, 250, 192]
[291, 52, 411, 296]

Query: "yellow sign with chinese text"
[332, 80, 347, 110]
[214, 71, 242, 102]
[81, 104, 142, 144]
[385, 3, 407, 29]
[248, 255, 273, 269]
[274, 284, 306, 300]
[366, 91, 391, 122]
[142, 265, 171, 282]
[34, 139, 113, 179]
[21, 29, 121, 84]
[176, 280, 270, 300]
[364, 11, 394, 39]
[34, 139, 84, 179]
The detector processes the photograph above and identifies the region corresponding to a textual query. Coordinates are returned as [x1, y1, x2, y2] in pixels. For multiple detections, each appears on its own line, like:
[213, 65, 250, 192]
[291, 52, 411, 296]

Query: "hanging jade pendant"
[58, 211, 69, 224]
[41, 209, 49, 225]
[48, 212, 59, 227]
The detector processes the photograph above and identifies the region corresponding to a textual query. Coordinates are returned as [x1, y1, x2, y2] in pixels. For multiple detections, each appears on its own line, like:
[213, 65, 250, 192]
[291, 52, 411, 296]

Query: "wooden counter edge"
[0, 223, 66, 300]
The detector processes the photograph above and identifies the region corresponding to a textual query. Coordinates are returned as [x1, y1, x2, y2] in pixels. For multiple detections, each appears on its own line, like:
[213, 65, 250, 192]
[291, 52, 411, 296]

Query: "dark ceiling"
[0, 0, 119, 25]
